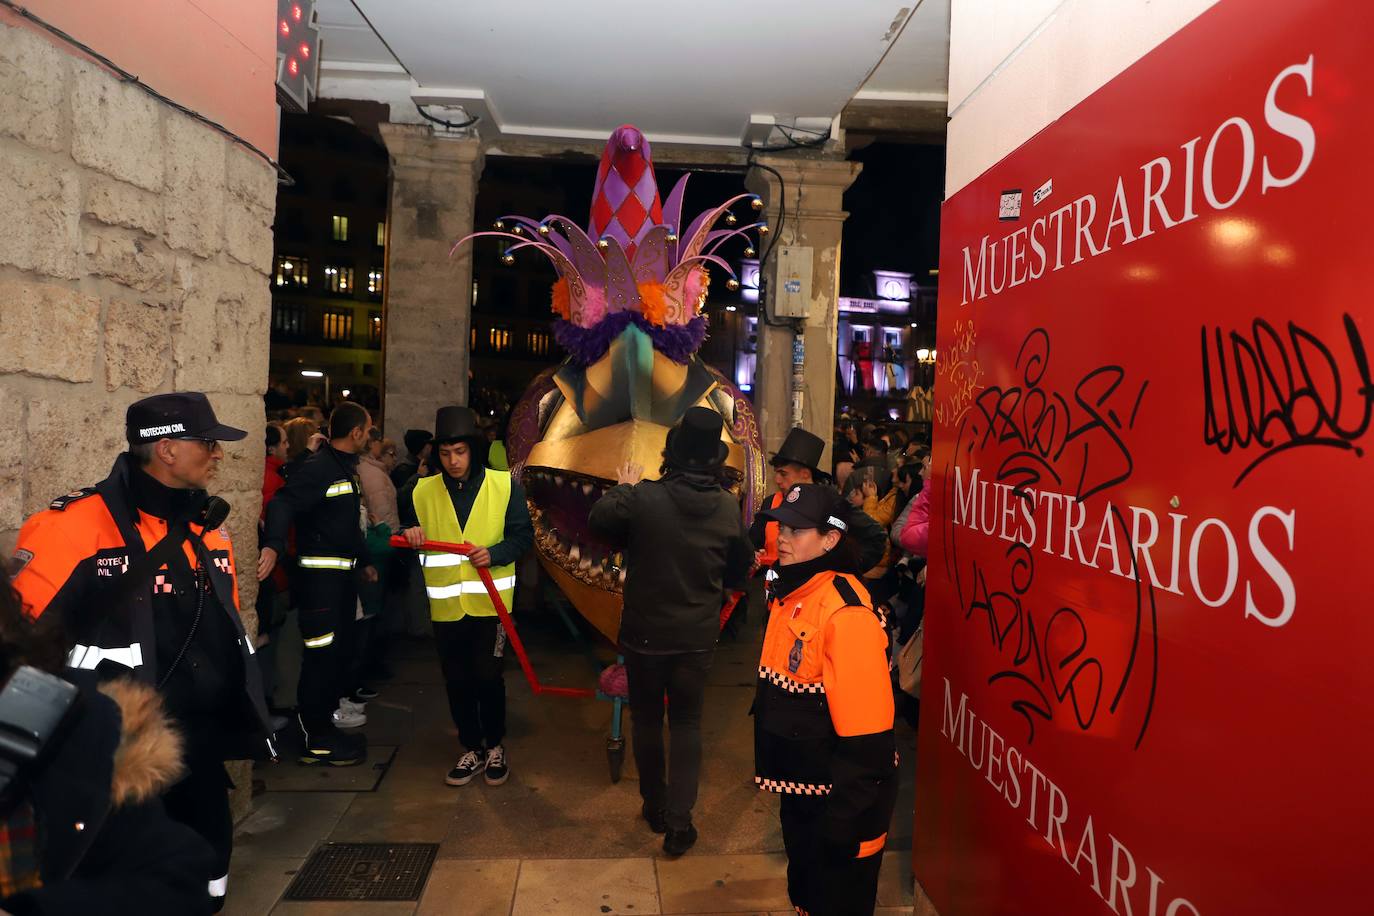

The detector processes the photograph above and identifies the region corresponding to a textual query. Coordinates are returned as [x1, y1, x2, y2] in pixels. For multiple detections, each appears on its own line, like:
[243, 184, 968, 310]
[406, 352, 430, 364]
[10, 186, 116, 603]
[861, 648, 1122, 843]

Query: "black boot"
[641, 803, 667, 834]
[663, 824, 698, 856]
[298, 716, 367, 766]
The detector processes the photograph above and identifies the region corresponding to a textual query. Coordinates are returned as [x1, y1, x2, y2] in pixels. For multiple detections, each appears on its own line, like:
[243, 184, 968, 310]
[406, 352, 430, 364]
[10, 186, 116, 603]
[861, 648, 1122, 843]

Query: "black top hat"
[126, 392, 247, 445]
[433, 406, 482, 445]
[769, 427, 825, 475]
[758, 483, 849, 532]
[664, 406, 729, 471]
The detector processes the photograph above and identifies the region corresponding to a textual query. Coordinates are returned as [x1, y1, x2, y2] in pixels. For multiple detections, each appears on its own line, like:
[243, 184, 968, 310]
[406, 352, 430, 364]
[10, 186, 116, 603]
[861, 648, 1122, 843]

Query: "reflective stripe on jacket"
[413, 470, 516, 621]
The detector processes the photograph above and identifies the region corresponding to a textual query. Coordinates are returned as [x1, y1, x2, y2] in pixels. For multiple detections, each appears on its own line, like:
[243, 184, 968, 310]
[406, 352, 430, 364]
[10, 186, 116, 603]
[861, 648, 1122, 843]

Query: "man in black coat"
[589, 407, 754, 858]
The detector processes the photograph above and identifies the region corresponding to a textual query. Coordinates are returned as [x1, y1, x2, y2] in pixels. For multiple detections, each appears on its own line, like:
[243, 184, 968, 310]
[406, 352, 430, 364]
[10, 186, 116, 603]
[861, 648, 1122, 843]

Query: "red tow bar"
[390, 535, 595, 698]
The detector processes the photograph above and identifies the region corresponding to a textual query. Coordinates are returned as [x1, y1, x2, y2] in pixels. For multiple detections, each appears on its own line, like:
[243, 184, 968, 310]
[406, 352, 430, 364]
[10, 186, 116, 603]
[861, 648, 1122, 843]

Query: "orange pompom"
[550, 278, 572, 320]
[637, 282, 669, 327]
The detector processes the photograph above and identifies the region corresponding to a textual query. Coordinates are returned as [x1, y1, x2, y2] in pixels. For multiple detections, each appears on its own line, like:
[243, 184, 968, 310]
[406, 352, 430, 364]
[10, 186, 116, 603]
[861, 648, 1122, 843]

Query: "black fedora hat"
[665, 406, 730, 470]
[769, 427, 825, 475]
[433, 406, 482, 445]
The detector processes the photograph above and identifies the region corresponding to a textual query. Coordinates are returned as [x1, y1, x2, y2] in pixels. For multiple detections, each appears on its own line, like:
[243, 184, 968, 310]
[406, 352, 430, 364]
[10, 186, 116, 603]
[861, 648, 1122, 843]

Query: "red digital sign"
[916, 1, 1372, 914]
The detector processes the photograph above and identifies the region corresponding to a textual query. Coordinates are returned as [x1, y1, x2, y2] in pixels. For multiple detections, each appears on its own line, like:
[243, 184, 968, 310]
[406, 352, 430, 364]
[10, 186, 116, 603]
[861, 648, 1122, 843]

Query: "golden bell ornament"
[666, 233, 678, 242]
[538, 224, 551, 236]
[725, 278, 741, 291]
[751, 197, 765, 211]
[597, 239, 610, 250]
[724, 212, 738, 226]
[511, 225, 525, 235]
[501, 253, 516, 265]
[759, 224, 770, 236]
[494, 220, 505, 230]
[744, 246, 756, 258]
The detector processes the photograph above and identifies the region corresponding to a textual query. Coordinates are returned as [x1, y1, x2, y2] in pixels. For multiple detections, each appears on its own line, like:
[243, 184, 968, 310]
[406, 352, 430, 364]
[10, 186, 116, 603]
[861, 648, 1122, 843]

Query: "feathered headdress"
[451, 124, 765, 365]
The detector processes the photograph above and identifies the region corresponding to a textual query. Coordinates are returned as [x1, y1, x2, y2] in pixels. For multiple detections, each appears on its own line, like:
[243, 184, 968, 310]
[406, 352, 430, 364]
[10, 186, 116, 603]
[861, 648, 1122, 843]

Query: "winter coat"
[358, 455, 400, 530]
[860, 489, 899, 574]
[2, 673, 216, 915]
[589, 472, 754, 652]
[898, 478, 932, 558]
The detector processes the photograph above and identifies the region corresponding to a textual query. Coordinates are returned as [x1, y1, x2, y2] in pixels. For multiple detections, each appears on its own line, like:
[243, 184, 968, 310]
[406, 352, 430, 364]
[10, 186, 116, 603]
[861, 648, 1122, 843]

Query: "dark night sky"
[475, 141, 946, 301]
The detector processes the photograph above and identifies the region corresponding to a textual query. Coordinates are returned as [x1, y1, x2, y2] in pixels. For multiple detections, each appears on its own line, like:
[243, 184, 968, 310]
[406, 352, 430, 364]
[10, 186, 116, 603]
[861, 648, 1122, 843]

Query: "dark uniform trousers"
[162, 753, 234, 908]
[433, 615, 506, 752]
[296, 569, 358, 733]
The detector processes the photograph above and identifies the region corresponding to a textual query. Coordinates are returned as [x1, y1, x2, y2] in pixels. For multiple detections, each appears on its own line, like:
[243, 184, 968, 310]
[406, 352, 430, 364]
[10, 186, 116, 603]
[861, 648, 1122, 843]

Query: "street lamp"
[301, 369, 330, 405]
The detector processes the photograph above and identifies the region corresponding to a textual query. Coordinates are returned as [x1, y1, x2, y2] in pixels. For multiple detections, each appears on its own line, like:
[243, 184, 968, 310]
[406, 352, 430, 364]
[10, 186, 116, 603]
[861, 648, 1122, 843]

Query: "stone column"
[745, 156, 862, 467]
[377, 125, 483, 438]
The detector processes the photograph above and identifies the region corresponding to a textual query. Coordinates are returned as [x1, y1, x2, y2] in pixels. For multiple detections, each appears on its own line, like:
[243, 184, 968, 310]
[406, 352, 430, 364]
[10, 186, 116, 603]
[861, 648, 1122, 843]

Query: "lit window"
[274, 254, 309, 289]
[376, 222, 385, 247]
[331, 215, 349, 242]
[490, 328, 510, 352]
[322, 308, 353, 343]
[368, 312, 383, 346]
[324, 266, 354, 294]
[367, 269, 383, 296]
[526, 332, 549, 357]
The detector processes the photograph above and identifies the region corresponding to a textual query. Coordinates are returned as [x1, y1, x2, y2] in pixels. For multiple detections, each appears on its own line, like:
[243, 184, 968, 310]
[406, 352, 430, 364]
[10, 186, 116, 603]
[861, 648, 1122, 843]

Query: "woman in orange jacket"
[754, 484, 898, 916]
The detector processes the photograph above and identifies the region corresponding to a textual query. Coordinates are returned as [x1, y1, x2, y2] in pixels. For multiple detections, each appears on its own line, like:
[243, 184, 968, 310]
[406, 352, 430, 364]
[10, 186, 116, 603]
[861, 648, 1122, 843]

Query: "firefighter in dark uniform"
[9, 392, 276, 912]
[753, 484, 898, 916]
[259, 401, 377, 765]
[750, 428, 890, 599]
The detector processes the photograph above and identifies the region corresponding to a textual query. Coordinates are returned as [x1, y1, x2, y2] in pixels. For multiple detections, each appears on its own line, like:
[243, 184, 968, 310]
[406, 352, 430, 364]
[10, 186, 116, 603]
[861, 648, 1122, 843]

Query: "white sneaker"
[332, 699, 366, 728]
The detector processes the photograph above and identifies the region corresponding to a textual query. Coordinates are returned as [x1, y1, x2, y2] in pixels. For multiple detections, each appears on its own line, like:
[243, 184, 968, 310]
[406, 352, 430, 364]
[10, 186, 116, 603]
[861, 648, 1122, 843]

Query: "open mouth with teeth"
[524, 467, 626, 592]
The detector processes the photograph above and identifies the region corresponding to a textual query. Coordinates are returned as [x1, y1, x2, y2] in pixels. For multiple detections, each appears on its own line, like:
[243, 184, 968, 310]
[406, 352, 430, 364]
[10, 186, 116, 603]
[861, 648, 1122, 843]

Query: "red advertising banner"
[915, 2, 1373, 914]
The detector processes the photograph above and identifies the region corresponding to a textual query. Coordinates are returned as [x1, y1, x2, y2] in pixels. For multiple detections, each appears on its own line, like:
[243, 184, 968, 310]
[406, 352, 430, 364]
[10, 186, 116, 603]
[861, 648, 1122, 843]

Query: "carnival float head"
[452, 124, 766, 641]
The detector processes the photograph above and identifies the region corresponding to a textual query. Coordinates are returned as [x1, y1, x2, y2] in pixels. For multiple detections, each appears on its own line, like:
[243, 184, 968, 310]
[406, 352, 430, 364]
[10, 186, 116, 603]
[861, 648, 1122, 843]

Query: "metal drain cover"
[284, 843, 439, 901]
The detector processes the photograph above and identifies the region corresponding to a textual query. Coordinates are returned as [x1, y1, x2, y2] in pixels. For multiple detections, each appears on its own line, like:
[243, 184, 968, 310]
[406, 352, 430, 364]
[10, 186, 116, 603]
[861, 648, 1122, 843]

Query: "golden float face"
[515, 324, 761, 643]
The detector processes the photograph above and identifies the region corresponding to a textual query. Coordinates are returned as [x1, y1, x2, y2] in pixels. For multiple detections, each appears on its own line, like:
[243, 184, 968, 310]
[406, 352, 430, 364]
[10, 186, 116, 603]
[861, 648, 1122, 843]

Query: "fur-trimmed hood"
[98, 679, 185, 807]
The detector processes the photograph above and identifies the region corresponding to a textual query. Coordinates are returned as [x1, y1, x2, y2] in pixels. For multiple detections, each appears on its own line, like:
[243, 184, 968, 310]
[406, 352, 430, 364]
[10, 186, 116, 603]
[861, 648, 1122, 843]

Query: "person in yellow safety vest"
[754, 483, 897, 916]
[398, 406, 532, 788]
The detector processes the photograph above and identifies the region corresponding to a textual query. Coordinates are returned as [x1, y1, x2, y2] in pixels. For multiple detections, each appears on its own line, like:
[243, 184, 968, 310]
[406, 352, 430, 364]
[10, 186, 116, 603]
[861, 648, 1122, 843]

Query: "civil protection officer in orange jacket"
[8, 392, 275, 912]
[754, 483, 898, 916]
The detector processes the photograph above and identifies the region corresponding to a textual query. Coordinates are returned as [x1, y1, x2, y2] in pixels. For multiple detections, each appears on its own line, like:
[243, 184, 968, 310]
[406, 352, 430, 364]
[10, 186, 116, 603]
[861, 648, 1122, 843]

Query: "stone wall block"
[164, 113, 227, 258]
[0, 278, 100, 382]
[84, 178, 164, 236]
[24, 393, 130, 518]
[0, 390, 24, 533]
[0, 23, 67, 153]
[0, 148, 80, 279]
[82, 225, 170, 293]
[172, 262, 269, 395]
[226, 147, 278, 213]
[104, 298, 171, 392]
[224, 199, 273, 273]
[70, 61, 163, 192]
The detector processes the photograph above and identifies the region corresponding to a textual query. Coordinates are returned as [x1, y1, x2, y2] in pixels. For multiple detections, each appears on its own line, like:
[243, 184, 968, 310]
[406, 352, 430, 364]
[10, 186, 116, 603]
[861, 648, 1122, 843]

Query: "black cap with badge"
[125, 392, 248, 445]
[757, 483, 849, 533]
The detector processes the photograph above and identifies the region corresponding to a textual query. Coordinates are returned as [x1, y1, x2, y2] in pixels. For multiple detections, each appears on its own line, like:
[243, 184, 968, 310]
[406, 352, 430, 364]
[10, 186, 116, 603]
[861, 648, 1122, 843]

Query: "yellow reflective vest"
[413, 471, 516, 622]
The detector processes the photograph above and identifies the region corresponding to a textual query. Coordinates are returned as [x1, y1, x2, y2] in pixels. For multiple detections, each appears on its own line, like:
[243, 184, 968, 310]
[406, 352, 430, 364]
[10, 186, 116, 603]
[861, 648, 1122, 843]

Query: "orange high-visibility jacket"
[757, 492, 783, 567]
[754, 571, 897, 856]
[10, 455, 274, 755]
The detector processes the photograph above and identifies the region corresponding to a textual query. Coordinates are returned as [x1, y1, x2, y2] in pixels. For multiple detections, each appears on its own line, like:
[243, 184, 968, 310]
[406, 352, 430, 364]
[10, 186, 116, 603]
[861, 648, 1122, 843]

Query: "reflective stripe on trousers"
[67, 642, 143, 671]
[298, 556, 357, 570]
[209, 874, 228, 898]
[303, 632, 335, 649]
[425, 576, 517, 600]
